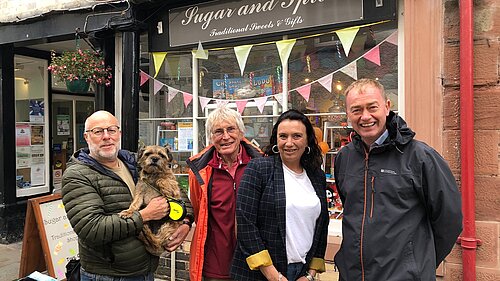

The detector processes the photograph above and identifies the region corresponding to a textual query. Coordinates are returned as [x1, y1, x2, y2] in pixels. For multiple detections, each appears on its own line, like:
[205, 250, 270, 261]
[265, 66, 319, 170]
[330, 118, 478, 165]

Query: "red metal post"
[459, 0, 478, 280]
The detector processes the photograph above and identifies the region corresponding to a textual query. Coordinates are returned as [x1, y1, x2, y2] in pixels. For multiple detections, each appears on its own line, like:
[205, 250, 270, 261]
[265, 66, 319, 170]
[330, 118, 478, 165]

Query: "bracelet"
[305, 272, 315, 281]
[278, 272, 282, 281]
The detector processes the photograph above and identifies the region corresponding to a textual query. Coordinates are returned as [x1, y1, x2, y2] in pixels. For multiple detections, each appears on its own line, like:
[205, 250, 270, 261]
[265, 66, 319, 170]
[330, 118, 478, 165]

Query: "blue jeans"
[287, 262, 305, 281]
[80, 267, 154, 281]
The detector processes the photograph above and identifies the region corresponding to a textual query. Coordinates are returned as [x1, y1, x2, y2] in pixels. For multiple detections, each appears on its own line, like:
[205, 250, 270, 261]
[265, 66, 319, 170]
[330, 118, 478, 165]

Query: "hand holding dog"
[139, 197, 170, 222]
[164, 224, 190, 251]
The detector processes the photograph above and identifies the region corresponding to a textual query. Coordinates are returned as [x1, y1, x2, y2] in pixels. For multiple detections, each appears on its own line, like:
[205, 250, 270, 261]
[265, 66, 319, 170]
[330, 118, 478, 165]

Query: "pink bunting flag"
[341, 62, 358, 80]
[386, 31, 398, 45]
[139, 70, 149, 86]
[274, 93, 284, 106]
[364, 46, 381, 66]
[183, 92, 193, 108]
[235, 100, 248, 114]
[317, 73, 333, 93]
[166, 86, 177, 102]
[296, 84, 312, 102]
[254, 96, 268, 113]
[153, 79, 164, 95]
[199, 96, 211, 111]
[216, 100, 230, 107]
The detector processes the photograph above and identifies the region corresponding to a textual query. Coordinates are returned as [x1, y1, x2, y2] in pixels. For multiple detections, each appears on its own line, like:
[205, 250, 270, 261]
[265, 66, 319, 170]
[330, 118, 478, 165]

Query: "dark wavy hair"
[264, 109, 323, 170]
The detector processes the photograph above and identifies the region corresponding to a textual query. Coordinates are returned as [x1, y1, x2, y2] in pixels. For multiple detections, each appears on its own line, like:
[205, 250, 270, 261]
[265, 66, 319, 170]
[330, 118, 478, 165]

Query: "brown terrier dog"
[119, 145, 182, 256]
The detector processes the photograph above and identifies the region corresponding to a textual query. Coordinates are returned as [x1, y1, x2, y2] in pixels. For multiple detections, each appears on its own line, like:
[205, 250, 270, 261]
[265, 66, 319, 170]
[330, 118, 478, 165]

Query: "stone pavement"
[0, 241, 338, 281]
[0, 241, 22, 281]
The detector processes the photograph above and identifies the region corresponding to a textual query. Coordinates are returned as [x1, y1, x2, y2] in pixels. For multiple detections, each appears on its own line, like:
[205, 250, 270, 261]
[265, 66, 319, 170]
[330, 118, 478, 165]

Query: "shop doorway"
[51, 94, 94, 189]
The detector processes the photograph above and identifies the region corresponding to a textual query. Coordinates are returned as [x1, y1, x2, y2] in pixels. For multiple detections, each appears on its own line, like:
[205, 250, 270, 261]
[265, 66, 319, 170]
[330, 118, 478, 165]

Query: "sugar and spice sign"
[168, 0, 362, 47]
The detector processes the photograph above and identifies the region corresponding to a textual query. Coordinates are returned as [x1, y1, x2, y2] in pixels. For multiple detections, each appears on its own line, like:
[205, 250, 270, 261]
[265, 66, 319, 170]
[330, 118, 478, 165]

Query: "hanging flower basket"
[48, 49, 113, 92]
[65, 80, 91, 93]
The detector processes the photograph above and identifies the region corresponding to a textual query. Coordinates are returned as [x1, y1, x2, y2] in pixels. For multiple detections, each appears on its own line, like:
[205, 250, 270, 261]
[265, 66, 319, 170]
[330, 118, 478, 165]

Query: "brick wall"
[442, 0, 500, 280]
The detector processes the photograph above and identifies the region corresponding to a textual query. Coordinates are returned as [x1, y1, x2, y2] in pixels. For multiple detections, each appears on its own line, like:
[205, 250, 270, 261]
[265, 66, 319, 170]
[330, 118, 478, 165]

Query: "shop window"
[15, 55, 50, 197]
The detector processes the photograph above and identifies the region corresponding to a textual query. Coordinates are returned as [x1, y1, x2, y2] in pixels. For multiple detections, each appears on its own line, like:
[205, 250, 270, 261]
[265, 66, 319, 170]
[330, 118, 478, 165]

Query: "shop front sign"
[168, 0, 363, 47]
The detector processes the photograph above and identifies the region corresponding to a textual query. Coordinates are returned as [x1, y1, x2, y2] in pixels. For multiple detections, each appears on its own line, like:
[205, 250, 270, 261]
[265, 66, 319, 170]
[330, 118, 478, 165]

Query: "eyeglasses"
[85, 125, 120, 137]
[212, 126, 239, 138]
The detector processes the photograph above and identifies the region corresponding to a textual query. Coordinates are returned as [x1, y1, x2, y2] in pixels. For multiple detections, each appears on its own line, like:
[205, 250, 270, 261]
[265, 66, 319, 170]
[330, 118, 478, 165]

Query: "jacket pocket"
[402, 241, 421, 281]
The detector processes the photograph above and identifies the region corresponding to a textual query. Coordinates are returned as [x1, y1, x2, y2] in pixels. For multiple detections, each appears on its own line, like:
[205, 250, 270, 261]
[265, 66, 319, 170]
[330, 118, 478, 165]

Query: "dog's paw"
[119, 210, 134, 218]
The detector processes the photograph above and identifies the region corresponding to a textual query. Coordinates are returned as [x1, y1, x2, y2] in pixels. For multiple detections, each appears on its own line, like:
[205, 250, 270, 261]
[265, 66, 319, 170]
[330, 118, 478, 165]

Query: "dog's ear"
[137, 146, 146, 160]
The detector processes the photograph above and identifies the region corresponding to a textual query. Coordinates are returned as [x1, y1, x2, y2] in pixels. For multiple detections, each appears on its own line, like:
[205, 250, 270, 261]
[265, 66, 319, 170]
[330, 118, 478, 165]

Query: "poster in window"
[16, 124, 31, 146]
[29, 100, 45, 122]
[57, 115, 70, 136]
[212, 75, 274, 99]
[177, 122, 193, 151]
[30, 163, 45, 187]
[31, 125, 44, 145]
[17, 146, 31, 168]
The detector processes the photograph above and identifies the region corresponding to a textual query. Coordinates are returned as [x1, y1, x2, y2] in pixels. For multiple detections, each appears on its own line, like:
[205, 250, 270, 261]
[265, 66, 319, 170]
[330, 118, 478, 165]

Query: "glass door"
[51, 94, 94, 191]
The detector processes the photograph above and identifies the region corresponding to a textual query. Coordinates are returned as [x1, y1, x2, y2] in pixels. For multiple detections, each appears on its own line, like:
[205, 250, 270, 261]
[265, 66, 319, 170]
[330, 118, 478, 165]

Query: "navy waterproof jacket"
[334, 111, 462, 281]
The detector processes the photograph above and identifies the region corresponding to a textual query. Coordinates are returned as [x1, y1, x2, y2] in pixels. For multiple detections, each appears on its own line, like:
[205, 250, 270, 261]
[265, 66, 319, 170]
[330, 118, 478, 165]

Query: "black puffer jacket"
[62, 148, 158, 276]
[334, 111, 462, 281]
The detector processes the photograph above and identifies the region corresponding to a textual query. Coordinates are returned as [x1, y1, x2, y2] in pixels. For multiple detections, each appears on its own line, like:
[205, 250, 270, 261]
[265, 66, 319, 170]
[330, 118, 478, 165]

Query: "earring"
[272, 145, 279, 153]
[305, 146, 311, 154]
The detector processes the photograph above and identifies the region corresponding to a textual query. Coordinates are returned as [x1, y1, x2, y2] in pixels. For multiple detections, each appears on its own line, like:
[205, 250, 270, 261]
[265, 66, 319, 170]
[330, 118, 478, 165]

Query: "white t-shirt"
[283, 163, 321, 264]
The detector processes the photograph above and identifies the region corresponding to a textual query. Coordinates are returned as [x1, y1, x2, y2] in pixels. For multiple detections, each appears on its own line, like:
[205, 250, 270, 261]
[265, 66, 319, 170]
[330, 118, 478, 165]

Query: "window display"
[15, 55, 50, 197]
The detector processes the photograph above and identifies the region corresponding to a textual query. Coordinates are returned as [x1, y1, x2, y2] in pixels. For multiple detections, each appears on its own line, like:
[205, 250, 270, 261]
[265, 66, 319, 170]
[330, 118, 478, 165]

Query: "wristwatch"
[305, 272, 315, 281]
[182, 218, 193, 229]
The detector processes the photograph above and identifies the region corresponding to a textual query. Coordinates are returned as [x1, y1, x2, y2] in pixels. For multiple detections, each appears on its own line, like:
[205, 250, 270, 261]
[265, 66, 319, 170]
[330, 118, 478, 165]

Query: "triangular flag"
[183, 92, 193, 107]
[234, 45, 253, 76]
[296, 84, 311, 102]
[274, 93, 284, 107]
[193, 41, 209, 59]
[341, 62, 358, 80]
[276, 39, 296, 67]
[364, 46, 381, 66]
[199, 96, 211, 111]
[152, 52, 167, 78]
[153, 79, 164, 95]
[167, 87, 177, 102]
[139, 70, 149, 86]
[216, 100, 230, 107]
[317, 73, 333, 93]
[235, 100, 249, 114]
[254, 96, 268, 113]
[386, 31, 398, 45]
[336, 27, 360, 57]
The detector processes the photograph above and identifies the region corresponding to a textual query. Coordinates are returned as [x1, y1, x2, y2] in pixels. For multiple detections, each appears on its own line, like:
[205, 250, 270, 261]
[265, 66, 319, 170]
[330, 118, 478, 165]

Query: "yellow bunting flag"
[276, 39, 296, 68]
[152, 52, 167, 78]
[234, 45, 253, 76]
[336, 27, 360, 57]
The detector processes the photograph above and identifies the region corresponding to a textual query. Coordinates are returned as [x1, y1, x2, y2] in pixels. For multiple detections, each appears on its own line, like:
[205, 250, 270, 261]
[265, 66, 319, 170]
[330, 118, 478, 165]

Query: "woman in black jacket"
[231, 109, 329, 281]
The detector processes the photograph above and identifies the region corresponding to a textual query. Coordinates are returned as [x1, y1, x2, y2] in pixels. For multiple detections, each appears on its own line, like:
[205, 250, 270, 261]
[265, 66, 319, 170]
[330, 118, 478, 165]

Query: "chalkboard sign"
[19, 193, 79, 280]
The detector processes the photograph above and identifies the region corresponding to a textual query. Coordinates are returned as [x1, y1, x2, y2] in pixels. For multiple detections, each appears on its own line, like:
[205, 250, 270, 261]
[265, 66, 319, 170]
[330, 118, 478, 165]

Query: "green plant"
[48, 49, 112, 86]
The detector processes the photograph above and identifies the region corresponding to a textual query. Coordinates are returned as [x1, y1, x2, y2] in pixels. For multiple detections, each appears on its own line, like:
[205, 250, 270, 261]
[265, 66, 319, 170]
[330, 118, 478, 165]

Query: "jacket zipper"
[370, 176, 375, 218]
[360, 152, 369, 281]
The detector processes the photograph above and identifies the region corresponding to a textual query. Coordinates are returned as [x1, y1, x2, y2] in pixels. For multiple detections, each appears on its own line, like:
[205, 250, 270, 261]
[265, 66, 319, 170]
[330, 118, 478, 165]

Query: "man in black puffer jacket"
[334, 79, 462, 281]
[62, 110, 192, 280]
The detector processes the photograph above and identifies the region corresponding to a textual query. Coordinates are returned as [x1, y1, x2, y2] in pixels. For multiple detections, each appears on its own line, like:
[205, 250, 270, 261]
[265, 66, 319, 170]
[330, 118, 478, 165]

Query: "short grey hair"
[344, 78, 387, 100]
[206, 106, 245, 138]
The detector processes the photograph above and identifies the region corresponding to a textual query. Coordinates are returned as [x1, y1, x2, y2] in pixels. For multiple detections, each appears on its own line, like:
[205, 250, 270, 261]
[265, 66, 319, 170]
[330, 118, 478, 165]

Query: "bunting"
[183, 92, 193, 107]
[199, 96, 211, 111]
[152, 52, 167, 78]
[139, 31, 397, 112]
[364, 46, 381, 66]
[235, 100, 249, 114]
[296, 84, 311, 102]
[336, 27, 360, 57]
[317, 73, 333, 93]
[234, 45, 253, 76]
[140, 70, 149, 86]
[254, 96, 268, 113]
[193, 41, 209, 59]
[276, 39, 296, 68]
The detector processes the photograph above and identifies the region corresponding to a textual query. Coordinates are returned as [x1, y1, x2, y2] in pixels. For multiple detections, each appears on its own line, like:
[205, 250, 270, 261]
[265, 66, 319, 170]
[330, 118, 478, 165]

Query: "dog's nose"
[151, 157, 159, 163]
